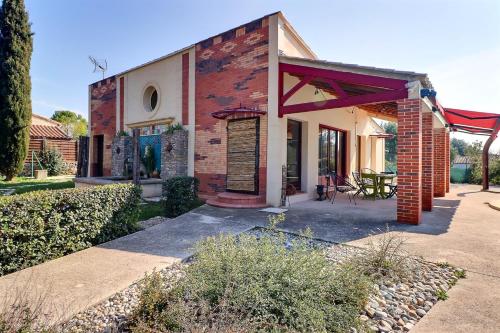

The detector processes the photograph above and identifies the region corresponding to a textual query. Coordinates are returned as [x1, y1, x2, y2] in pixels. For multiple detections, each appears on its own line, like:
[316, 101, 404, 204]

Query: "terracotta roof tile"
[30, 125, 70, 139]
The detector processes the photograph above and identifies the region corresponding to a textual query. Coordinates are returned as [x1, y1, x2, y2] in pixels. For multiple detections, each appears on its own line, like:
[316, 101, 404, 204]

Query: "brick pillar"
[433, 128, 446, 197]
[422, 112, 434, 211]
[445, 131, 450, 193]
[397, 98, 422, 224]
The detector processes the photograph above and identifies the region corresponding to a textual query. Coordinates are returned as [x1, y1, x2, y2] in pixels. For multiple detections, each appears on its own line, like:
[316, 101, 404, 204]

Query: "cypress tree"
[0, 0, 33, 181]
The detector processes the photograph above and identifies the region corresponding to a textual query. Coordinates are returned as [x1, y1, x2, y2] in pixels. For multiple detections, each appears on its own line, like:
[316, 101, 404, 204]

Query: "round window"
[143, 86, 159, 112]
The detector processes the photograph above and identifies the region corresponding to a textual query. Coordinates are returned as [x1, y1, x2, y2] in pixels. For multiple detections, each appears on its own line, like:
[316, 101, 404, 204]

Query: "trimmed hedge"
[0, 184, 141, 276]
[162, 176, 200, 217]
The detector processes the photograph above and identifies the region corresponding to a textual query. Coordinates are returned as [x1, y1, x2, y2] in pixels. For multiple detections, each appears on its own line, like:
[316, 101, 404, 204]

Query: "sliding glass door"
[318, 126, 346, 177]
[287, 120, 302, 191]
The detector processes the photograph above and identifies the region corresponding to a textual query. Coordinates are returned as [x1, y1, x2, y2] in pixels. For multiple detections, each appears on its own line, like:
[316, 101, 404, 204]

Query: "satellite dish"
[89, 56, 108, 79]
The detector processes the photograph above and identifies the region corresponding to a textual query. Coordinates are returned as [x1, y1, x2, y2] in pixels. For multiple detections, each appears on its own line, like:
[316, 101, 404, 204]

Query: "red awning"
[443, 108, 500, 135]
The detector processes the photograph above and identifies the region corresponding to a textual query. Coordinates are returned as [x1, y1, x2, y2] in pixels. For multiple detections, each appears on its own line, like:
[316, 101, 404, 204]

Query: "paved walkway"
[0, 212, 251, 323]
[1, 184, 498, 332]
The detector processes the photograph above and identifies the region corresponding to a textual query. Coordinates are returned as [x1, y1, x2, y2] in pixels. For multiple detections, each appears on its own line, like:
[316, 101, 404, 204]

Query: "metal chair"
[353, 171, 378, 199]
[330, 172, 357, 205]
[361, 168, 377, 175]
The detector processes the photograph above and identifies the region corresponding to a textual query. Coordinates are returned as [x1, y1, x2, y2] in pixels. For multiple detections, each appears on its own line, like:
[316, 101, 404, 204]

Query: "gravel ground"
[63, 228, 463, 333]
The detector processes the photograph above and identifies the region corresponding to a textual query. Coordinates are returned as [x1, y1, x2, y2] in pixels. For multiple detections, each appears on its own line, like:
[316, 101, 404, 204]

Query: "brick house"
[87, 11, 461, 225]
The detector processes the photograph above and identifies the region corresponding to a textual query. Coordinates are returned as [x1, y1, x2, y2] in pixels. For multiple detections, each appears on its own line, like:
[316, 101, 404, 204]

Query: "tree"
[51, 110, 88, 138]
[451, 138, 468, 156]
[0, 0, 33, 180]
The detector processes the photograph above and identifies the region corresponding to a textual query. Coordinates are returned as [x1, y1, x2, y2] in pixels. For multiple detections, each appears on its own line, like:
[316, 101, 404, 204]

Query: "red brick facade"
[433, 128, 446, 197]
[90, 77, 117, 176]
[182, 53, 190, 126]
[397, 99, 422, 224]
[421, 112, 434, 211]
[194, 17, 269, 200]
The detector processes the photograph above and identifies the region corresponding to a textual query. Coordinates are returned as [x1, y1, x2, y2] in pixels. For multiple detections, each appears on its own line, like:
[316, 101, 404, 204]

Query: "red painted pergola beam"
[280, 63, 408, 90]
[278, 62, 409, 117]
[281, 88, 408, 115]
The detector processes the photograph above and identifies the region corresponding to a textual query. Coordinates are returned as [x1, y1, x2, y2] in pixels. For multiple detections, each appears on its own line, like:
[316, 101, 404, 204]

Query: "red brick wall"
[433, 128, 446, 197]
[194, 17, 269, 199]
[445, 131, 450, 193]
[397, 98, 422, 224]
[182, 53, 189, 126]
[90, 77, 117, 176]
[421, 112, 434, 211]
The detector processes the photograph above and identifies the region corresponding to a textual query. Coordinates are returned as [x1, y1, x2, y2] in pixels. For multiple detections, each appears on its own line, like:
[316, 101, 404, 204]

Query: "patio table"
[360, 173, 396, 199]
[375, 173, 397, 199]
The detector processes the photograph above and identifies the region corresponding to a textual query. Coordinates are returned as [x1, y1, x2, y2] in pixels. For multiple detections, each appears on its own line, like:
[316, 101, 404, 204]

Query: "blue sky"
[24, 0, 500, 147]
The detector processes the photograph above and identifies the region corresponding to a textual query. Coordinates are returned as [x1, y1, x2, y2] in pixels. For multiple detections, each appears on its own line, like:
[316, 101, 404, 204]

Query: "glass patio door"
[318, 126, 346, 177]
[287, 120, 302, 191]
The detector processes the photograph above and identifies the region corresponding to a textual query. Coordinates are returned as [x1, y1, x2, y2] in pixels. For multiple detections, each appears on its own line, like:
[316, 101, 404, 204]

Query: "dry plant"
[0, 274, 60, 333]
[351, 225, 411, 281]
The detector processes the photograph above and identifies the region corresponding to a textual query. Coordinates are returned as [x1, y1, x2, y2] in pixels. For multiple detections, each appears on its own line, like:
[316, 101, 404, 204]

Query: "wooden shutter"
[226, 118, 259, 194]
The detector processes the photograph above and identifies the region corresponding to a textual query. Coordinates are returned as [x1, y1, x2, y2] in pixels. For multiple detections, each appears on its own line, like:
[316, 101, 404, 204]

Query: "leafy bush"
[162, 176, 200, 218]
[142, 145, 156, 177]
[37, 148, 65, 176]
[131, 226, 371, 332]
[163, 123, 184, 135]
[351, 227, 410, 281]
[0, 184, 141, 276]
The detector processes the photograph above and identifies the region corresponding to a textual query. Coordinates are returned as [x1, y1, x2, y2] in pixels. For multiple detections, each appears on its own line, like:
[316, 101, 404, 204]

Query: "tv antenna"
[88, 56, 108, 79]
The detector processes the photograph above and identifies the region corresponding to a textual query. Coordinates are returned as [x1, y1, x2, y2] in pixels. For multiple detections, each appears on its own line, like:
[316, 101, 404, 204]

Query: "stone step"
[206, 192, 267, 209]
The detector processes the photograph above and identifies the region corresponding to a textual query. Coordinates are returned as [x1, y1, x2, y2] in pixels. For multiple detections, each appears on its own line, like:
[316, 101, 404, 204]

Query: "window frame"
[318, 124, 347, 177]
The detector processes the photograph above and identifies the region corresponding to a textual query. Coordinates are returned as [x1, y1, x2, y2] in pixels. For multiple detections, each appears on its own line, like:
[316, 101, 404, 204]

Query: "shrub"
[162, 123, 184, 135]
[162, 176, 200, 218]
[131, 227, 371, 332]
[351, 227, 410, 281]
[0, 184, 141, 276]
[37, 148, 65, 176]
[142, 145, 156, 177]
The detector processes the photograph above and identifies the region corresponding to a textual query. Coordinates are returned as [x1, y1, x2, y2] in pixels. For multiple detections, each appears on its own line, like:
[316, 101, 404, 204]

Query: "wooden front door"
[226, 118, 259, 194]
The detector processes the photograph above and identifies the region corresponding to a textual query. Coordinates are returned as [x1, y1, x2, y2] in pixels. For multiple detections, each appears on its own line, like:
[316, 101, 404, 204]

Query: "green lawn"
[138, 198, 204, 221]
[139, 201, 165, 221]
[0, 177, 75, 195]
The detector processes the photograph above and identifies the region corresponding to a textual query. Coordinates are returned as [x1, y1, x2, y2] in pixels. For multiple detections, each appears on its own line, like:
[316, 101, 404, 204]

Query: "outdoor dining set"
[317, 168, 398, 205]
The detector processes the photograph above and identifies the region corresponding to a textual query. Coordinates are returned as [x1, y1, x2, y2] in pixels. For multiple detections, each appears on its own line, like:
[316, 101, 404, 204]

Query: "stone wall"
[161, 130, 188, 180]
[111, 136, 133, 177]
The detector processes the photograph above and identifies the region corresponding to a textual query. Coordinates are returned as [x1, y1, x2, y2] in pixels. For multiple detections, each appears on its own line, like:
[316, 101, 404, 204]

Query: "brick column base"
[422, 112, 434, 211]
[434, 128, 446, 197]
[397, 99, 422, 224]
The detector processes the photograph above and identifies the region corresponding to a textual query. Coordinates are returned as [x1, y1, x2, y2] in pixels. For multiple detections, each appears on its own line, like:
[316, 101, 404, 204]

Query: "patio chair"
[330, 172, 357, 205]
[384, 177, 398, 199]
[361, 168, 376, 175]
[352, 171, 376, 199]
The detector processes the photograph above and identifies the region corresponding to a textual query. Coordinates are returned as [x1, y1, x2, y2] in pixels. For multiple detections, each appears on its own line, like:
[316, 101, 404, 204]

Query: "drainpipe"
[483, 118, 500, 191]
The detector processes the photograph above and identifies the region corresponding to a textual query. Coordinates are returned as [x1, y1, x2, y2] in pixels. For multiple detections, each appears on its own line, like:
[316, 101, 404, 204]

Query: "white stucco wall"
[265, 72, 387, 205]
[121, 53, 184, 128]
[277, 16, 316, 59]
[266, 14, 286, 206]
